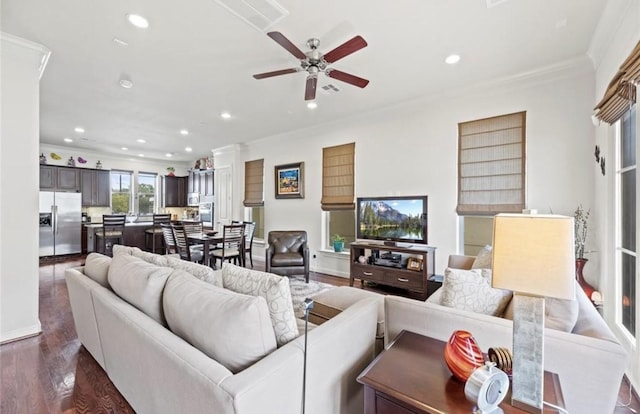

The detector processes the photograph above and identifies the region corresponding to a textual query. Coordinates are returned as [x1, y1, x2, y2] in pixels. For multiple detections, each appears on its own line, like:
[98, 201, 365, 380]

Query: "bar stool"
[145, 214, 171, 253]
[95, 215, 126, 256]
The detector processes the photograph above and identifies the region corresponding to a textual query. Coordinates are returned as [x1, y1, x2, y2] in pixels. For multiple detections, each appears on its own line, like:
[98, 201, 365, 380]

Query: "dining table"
[187, 232, 223, 268]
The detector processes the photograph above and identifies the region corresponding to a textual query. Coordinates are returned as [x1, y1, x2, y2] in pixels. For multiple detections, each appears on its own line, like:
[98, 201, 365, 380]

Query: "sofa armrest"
[264, 244, 274, 271]
[222, 297, 378, 414]
[384, 295, 628, 413]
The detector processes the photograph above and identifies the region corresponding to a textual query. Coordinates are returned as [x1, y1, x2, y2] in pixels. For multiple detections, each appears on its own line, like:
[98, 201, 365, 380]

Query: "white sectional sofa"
[65, 246, 378, 414]
[384, 254, 628, 413]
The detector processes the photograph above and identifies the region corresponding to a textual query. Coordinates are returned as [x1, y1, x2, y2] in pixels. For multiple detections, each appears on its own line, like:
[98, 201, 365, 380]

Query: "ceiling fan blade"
[305, 76, 318, 101]
[267, 32, 306, 60]
[323, 36, 367, 63]
[253, 68, 299, 79]
[326, 69, 369, 88]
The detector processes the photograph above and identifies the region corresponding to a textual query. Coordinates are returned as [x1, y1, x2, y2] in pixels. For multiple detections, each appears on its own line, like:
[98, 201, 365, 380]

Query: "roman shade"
[594, 40, 640, 125]
[457, 112, 526, 215]
[243, 159, 264, 207]
[321, 143, 355, 211]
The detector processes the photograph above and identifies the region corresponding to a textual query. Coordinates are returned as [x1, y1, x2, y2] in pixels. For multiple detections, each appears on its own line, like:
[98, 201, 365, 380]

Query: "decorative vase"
[575, 258, 595, 301]
[333, 241, 344, 253]
[444, 330, 485, 382]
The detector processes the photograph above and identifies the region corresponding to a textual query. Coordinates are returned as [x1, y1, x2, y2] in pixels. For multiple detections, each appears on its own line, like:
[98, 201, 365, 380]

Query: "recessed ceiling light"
[445, 54, 461, 65]
[121, 147, 128, 151]
[137, 139, 146, 143]
[63, 137, 73, 143]
[127, 14, 149, 29]
[112, 37, 129, 47]
[180, 129, 189, 136]
[74, 127, 85, 133]
[165, 153, 173, 157]
[185, 147, 193, 152]
[306, 101, 318, 109]
[220, 112, 231, 119]
[138, 154, 145, 157]
[119, 79, 134, 89]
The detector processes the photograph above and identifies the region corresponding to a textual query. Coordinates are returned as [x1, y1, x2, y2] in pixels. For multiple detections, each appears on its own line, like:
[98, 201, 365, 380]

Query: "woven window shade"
[243, 159, 264, 207]
[457, 112, 526, 215]
[321, 142, 355, 211]
[594, 40, 640, 125]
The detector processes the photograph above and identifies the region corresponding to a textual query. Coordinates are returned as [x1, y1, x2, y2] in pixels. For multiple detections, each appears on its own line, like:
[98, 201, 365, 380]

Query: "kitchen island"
[84, 221, 154, 253]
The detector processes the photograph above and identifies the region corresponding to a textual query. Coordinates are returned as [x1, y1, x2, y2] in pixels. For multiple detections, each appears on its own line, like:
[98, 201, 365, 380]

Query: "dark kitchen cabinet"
[81, 169, 111, 206]
[163, 175, 188, 207]
[188, 169, 214, 198]
[40, 165, 81, 192]
[40, 166, 56, 190]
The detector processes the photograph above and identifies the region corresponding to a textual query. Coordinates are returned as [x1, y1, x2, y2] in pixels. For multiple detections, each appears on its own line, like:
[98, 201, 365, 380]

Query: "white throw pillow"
[440, 267, 512, 316]
[83, 253, 112, 288]
[471, 245, 493, 269]
[503, 296, 579, 333]
[108, 254, 173, 326]
[165, 256, 223, 287]
[222, 263, 299, 346]
[163, 270, 276, 373]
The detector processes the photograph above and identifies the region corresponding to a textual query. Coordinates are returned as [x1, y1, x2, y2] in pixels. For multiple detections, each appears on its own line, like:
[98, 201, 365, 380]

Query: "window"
[617, 105, 636, 337]
[322, 143, 356, 249]
[137, 172, 157, 216]
[243, 159, 264, 240]
[111, 170, 132, 214]
[457, 112, 526, 215]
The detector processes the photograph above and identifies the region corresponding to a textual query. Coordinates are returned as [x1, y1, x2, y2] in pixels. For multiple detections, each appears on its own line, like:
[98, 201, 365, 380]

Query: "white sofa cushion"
[440, 267, 512, 316]
[163, 270, 276, 373]
[503, 296, 579, 332]
[164, 256, 222, 287]
[108, 254, 173, 326]
[471, 245, 492, 269]
[221, 263, 299, 346]
[84, 253, 112, 288]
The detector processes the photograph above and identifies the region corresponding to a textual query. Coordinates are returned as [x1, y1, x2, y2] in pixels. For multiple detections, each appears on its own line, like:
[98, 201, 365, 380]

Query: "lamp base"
[511, 294, 544, 414]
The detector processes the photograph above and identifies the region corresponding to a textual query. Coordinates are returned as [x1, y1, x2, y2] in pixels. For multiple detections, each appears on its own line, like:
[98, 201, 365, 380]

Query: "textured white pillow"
[165, 256, 223, 287]
[471, 245, 493, 269]
[163, 270, 276, 373]
[440, 267, 512, 316]
[503, 296, 579, 332]
[108, 254, 173, 326]
[222, 263, 299, 346]
[84, 253, 112, 288]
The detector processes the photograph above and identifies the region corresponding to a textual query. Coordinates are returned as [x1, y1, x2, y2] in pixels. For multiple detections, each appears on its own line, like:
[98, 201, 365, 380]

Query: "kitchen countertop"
[84, 222, 153, 227]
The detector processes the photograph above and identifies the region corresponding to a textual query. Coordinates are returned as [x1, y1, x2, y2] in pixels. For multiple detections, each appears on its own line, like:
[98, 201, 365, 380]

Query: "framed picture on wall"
[275, 162, 304, 199]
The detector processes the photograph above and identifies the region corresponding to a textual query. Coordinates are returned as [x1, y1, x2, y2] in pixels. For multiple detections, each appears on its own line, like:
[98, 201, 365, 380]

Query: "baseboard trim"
[1, 323, 42, 345]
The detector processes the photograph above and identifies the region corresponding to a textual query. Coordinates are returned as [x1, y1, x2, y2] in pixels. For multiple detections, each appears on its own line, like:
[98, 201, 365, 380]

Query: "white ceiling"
[2, 0, 606, 162]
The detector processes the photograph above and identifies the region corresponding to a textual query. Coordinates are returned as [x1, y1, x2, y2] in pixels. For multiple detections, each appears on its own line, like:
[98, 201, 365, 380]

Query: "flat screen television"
[356, 195, 428, 245]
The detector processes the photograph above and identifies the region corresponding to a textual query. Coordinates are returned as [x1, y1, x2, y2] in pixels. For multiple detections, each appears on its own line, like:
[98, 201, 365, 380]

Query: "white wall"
[591, 0, 640, 395]
[0, 34, 50, 342]
[215, 59, 596, 278]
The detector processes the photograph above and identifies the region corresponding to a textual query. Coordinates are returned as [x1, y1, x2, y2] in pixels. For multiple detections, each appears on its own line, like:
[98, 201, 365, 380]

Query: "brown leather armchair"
[265, 230, 309, 282]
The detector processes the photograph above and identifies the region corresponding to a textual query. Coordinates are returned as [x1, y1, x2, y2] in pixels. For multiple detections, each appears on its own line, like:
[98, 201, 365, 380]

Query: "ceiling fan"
[253, 31, 369, 101]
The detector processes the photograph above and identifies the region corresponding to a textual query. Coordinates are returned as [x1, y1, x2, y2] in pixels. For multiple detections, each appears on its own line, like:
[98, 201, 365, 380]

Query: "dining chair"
[95, 214, 126, 257]
[171, 223, 204, 264]
[160, 223, 178, 254]
[233, 220, 256, 268]
[183, 220, 203, 235]
[210, 224, 244, 269]
[144, 213, 172, 253]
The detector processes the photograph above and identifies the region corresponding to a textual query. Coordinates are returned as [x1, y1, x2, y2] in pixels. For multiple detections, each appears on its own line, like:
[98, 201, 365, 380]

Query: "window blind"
[243, 159, 264, 207]
[457, 111, 526, 215]
[321, 142, 355, 211]
[594, 40, 640, 125]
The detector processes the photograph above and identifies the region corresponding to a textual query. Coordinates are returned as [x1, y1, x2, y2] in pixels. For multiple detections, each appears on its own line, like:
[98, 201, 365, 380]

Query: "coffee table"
[357, 330, 565, 414]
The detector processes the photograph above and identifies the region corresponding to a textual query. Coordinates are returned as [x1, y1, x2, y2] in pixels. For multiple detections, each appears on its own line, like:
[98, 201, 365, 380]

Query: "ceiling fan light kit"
[253, 31, 369, 101]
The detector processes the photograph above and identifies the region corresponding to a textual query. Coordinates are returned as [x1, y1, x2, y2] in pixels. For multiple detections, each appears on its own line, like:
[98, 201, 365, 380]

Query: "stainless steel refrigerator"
[39, 191, 82, 257]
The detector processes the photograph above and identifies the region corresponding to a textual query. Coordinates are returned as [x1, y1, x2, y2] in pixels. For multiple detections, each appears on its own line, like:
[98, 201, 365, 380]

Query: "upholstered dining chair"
[210, 224, 244, 269]
[171, 223, 204, 264]
[144, 213, 171, 253]
[265, 230, 309, 282]
[232, 220, 256, 268]
[95, 214, 126, 257]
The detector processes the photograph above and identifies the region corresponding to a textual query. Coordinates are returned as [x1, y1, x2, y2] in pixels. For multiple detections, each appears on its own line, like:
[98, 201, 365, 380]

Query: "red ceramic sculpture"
[444, 330, 485, 382]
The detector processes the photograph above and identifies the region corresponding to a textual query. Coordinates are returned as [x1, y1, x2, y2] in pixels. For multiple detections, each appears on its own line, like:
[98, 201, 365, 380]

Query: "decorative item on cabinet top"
[40, 153, 47, 164]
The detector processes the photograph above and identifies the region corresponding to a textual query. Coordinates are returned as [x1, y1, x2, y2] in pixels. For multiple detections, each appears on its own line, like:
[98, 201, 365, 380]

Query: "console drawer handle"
[363, 272, 373, 276]
[397, 278, 409, 282]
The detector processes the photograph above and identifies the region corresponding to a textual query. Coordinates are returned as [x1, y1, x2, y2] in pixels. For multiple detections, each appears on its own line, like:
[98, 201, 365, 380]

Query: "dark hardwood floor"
[0, 256, 638, 413]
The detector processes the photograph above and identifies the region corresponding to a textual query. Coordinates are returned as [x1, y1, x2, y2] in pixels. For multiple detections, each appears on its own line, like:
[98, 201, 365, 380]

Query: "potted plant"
[574, 205, 595, 300]
[331, 234, 346, 252]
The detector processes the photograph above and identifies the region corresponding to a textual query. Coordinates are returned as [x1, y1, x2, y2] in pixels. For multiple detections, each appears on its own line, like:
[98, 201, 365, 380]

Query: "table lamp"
[492, 214, 575, 413]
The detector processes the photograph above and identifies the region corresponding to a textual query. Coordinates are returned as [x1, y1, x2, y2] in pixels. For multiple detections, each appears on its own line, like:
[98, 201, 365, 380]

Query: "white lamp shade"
[492, 214, 575, 300]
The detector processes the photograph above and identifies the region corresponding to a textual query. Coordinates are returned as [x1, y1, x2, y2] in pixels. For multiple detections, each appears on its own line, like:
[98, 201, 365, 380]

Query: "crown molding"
[587, 0, 636, 71]
[1, 31, 51, 79]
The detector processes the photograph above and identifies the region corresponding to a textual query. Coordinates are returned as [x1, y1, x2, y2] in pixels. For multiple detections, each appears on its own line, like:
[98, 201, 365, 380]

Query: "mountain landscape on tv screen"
[359, 200, 423, 240]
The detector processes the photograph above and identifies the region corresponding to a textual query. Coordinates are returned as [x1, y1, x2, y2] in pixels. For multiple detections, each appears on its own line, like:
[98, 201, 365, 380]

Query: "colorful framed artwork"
[275, 162, 304, 199]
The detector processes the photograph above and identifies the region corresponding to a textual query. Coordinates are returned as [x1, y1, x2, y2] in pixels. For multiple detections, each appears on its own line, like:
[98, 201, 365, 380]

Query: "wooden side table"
[357, 330, 565, 414]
